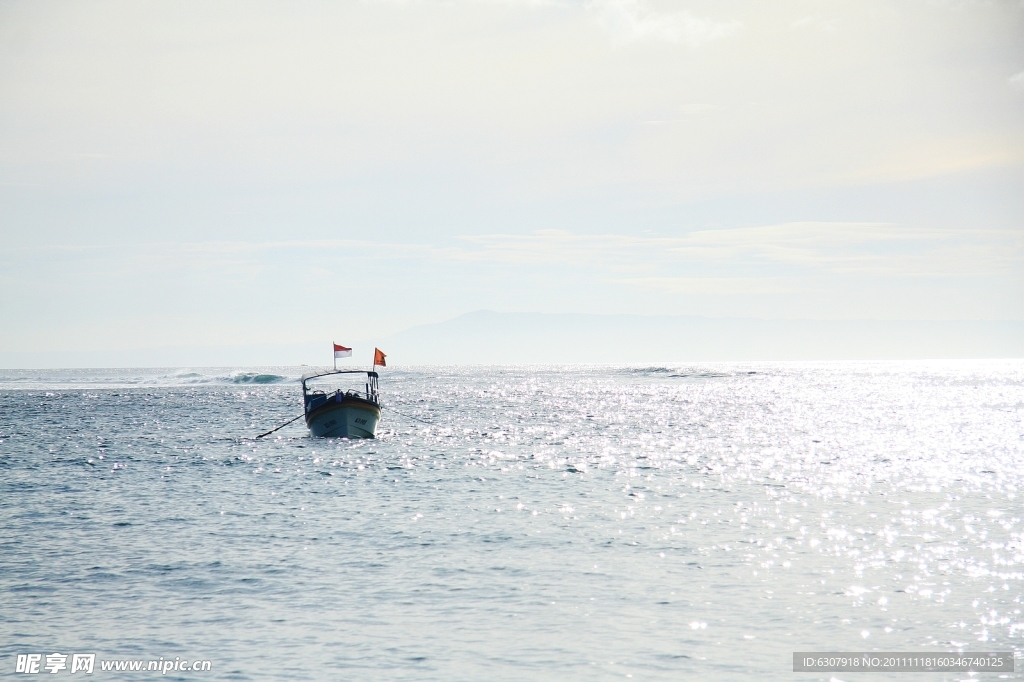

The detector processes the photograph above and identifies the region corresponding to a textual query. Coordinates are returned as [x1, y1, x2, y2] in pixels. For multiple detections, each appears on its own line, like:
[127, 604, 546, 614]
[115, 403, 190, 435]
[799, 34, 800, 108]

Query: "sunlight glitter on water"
[1, 361, 1021, 680]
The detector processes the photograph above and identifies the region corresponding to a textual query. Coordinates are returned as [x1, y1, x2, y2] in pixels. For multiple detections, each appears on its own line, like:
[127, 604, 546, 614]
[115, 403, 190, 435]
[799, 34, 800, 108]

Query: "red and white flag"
[333, 343, 352, 359]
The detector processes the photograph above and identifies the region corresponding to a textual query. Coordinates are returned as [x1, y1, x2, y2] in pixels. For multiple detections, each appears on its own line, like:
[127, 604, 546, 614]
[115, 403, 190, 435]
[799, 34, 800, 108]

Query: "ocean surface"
[1, 362, 1022, 680]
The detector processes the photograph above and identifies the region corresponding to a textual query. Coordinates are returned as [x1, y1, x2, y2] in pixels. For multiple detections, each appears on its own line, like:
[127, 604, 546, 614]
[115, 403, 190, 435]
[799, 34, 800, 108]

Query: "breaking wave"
[0, 367, 302, 390]
[226, 372, 289, 384]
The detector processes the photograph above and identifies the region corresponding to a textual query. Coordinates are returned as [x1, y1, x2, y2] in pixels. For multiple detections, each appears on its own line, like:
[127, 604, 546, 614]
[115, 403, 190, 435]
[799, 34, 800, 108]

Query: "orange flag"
[373, 348, 387, 367]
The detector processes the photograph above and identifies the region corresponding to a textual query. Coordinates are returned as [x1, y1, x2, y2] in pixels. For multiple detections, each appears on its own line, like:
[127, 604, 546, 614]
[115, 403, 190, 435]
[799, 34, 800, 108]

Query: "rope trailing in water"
[255, 413, 305, 439]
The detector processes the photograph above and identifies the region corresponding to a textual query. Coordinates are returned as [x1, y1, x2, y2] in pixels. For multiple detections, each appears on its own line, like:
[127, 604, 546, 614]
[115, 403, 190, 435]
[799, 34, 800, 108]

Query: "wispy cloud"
[3, 222, 1018, 335]
[617, 277, 795, 295]
[790, 16, 835, 32]
[443, 224, 1023, 276]
[9, 224, 1019, 279]
[589, 0, 740, 45]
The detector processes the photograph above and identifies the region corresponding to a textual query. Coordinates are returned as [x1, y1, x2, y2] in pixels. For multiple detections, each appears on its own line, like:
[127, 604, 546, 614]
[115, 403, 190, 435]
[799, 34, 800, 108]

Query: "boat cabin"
[301, 369, 380, 414]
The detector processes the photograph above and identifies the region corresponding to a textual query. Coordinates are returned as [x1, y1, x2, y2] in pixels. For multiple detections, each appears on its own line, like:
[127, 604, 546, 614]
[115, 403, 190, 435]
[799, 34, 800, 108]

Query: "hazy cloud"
[1, 1, 1022, 354]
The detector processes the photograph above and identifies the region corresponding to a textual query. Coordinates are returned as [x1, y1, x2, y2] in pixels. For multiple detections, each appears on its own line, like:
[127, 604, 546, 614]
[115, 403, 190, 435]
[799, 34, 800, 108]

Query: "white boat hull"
[306, 399, 380, 438]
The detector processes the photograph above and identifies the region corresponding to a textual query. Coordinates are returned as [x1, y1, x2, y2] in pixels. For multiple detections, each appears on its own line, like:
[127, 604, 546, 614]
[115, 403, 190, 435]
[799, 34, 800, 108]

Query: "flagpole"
[333, 342, 336, 371]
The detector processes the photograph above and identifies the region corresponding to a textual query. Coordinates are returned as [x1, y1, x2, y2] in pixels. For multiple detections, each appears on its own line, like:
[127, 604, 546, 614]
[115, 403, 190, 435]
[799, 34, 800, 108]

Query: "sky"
[1, 0, 1022, 364]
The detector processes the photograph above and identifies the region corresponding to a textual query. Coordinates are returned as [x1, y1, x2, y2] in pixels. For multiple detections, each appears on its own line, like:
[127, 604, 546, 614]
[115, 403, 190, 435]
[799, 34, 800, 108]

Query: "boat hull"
[305, 397, 380, 438]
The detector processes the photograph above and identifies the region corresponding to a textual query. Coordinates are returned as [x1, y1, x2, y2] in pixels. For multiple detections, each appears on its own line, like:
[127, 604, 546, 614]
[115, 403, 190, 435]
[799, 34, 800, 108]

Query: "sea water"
[1, 362, 1022, 680]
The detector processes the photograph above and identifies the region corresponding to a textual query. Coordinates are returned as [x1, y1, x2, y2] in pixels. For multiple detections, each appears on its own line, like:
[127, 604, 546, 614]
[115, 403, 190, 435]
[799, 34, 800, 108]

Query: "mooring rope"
[254, 413, 304, 439]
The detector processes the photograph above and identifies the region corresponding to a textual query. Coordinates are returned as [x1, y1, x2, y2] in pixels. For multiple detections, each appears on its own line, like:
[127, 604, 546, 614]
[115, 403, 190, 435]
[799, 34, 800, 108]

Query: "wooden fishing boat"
[301, 369, 381, 438]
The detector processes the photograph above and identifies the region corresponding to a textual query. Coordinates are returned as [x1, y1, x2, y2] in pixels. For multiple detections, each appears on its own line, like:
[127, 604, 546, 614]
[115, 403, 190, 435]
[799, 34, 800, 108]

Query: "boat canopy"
[300, 368, 379, 383]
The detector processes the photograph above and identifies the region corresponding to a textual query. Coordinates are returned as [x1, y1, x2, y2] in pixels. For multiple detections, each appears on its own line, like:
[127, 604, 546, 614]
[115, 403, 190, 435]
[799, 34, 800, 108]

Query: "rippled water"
[2, 362, 1022, 680]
